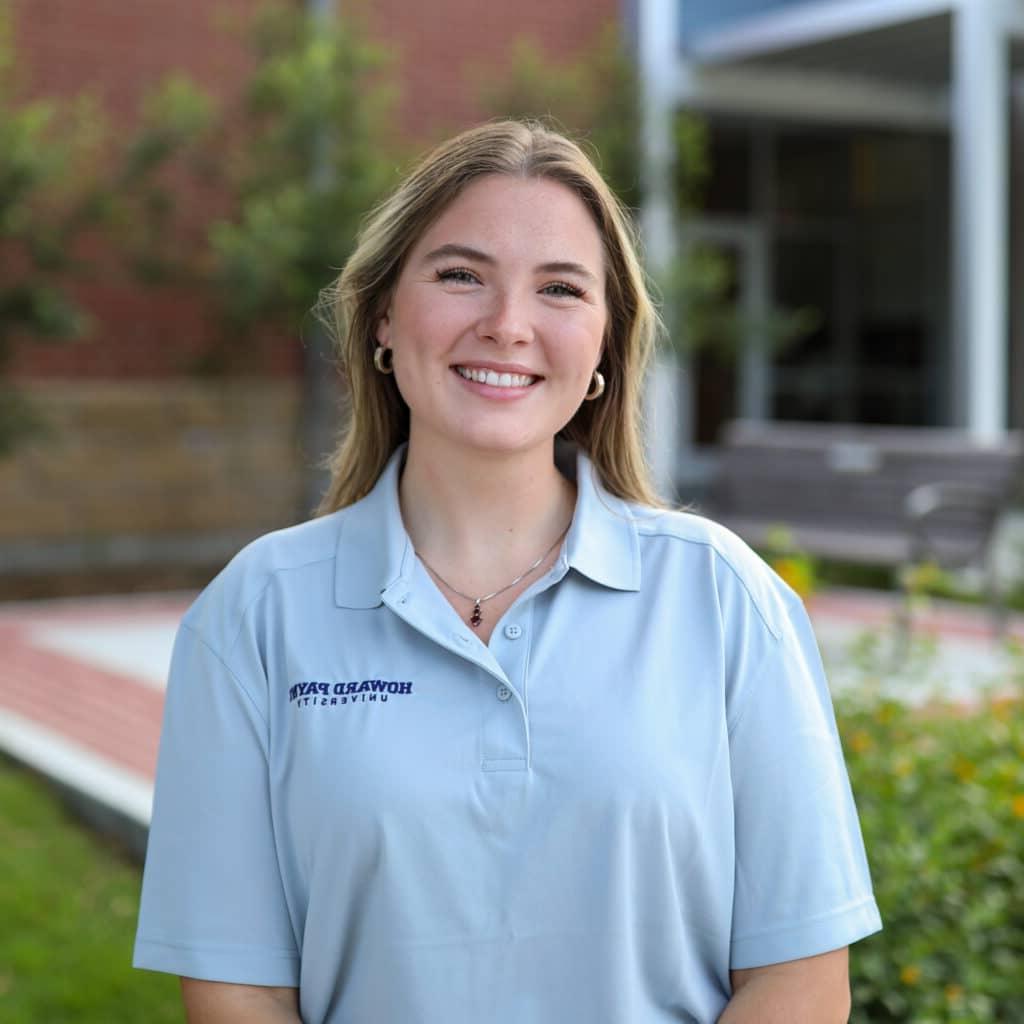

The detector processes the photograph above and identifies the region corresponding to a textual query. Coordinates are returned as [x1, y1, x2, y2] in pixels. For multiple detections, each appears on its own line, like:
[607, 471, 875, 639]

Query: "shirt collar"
[334, 446, 414, 609]
[561, 445, 641, 593]
[333, 443, 641, 609]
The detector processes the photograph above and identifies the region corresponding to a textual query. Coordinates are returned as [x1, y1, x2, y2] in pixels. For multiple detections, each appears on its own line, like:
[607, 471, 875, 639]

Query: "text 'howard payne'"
[288, 679, 414, 707]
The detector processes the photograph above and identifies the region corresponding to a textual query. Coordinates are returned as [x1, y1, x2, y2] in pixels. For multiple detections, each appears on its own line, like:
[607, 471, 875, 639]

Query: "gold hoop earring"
[373, 345, 393, 374]
[585, 370, 605, 401]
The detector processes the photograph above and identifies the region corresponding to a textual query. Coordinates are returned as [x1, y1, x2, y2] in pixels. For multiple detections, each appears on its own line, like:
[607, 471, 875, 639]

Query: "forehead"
[411, 174, 605, 265]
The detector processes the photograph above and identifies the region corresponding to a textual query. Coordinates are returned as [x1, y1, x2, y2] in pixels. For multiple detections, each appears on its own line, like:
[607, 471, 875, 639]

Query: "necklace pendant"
[470, 601, 483, 628]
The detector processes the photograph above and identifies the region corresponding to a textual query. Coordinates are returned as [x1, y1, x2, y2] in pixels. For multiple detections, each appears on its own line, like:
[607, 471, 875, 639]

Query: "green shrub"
[838, 661, 1024, 1022]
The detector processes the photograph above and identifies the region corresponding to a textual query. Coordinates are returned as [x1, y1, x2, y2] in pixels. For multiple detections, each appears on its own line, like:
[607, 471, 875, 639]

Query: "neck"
[399, 434, 575, 589]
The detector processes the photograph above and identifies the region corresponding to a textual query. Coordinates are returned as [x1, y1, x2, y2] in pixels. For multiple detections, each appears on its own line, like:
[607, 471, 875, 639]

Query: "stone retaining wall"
[0, 380, 305, 574]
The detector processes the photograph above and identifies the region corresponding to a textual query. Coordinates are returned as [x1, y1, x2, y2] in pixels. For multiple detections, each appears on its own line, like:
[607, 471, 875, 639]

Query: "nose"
[476, 289, 533, 346]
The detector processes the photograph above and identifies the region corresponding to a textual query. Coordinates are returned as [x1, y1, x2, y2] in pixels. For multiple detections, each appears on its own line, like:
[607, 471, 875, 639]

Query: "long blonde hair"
[317, 119, 664, 513]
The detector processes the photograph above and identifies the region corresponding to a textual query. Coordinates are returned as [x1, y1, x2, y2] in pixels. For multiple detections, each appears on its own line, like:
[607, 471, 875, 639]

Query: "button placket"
[481, 608, 532, 773]
[382, 580, 509, 684]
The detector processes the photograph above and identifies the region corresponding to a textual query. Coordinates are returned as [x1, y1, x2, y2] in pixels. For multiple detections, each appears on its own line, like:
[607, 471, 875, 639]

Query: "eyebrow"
[422, 243, 599, 284]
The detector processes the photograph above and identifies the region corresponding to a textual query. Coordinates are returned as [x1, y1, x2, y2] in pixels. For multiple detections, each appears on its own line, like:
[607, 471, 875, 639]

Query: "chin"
[410, 409, 566, 460]
[451, 428, 552, 458]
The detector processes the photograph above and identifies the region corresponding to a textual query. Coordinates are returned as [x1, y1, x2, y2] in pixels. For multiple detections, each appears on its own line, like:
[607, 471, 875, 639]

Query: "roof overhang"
[674, 0, 1024, 129]
[686, 0, 956, 68]
[1005, 1, 1024, 39]
[673, 63, 949, 128]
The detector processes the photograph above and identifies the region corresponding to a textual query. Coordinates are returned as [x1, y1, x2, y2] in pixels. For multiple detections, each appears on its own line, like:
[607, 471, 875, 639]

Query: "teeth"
[456, 366, 536, 388]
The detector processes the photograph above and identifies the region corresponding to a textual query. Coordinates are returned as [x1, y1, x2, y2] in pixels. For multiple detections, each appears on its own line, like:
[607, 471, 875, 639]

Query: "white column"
[740, 126, 774, 421]
[638, 0, 690, 499]
[951, 0, 1010, 439]
[1011, 74, 1024, 429]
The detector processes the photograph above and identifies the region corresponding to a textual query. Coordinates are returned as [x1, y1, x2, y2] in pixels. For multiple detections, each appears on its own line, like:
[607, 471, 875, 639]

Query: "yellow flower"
[953, 756, 977, 782]
[991, 697, 1017, 722]
[849, 730, 873, 754]
[893, 756, 913, 778]
[874, 703, 898, 725]
[1012, 794, 1024, 819]
[772, 557, 815, 599]
[902, 560, 946, 594]
[945, 984, 964, 1003]
[900, 965, 921, 986]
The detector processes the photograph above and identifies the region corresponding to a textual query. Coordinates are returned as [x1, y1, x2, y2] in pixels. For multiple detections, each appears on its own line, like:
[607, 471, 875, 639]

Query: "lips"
[454, 366, 538, 388]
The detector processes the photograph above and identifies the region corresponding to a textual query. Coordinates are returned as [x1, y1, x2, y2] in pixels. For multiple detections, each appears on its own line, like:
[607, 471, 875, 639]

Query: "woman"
[134, 120, 881, 1023]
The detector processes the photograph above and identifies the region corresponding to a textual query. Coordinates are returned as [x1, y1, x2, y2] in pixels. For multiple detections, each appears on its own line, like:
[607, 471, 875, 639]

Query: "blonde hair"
[317, 119, 664, 513]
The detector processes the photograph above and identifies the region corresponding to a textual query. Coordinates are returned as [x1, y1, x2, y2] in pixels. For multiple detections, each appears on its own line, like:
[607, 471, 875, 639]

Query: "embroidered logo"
[288, 679, 413, 708]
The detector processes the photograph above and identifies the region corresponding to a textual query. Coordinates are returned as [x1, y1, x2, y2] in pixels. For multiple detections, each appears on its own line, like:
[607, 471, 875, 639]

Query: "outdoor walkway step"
[0, 594, 188, 854]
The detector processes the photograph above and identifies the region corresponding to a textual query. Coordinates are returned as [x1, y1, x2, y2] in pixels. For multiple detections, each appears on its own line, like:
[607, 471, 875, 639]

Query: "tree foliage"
[0, 7, 106, 453]
[478, 27, 645, 210]
[1, 0, 399, 501]
[122, 2, 399, 368]
[0, 4, 229, 453]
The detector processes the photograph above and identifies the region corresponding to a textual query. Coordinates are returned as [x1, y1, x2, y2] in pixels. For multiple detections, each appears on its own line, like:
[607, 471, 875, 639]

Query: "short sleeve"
[133, 618, 300, 985]
[728, 591, 882, 969]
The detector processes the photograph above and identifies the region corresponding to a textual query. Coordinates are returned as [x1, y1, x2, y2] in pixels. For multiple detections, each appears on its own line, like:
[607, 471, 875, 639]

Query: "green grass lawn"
[0, 758, 183, 1023]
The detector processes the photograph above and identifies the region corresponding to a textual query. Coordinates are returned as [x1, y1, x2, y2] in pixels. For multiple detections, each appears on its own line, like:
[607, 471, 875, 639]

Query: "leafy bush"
[838, 650, 1024, 1022]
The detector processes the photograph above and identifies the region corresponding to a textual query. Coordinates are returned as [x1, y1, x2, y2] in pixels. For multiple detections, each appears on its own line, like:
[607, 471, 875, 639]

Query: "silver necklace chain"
[417, 524, 570, 628]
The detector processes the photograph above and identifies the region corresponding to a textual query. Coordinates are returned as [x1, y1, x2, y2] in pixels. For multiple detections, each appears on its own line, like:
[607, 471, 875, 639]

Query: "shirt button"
[496, 685, 512, 702]
[503, 624, 523, 640]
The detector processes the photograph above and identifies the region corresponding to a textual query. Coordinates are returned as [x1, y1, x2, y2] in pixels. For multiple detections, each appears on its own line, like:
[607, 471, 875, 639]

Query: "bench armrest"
[904, 481, 1001, 566]
[904, 481, 1000, 519]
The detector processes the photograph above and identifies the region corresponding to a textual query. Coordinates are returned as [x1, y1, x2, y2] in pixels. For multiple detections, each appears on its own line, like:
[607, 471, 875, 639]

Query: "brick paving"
[0, 588, 1020, 834]
[0, 594, 189, 831]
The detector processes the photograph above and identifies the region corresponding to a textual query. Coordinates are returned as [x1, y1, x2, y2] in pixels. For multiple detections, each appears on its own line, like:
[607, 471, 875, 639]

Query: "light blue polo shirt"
[134, 444, 881, 1023]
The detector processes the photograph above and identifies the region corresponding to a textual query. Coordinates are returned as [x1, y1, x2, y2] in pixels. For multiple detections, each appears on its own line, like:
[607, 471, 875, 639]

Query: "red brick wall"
[12, 0, 258, 114]
[9, 0, 620, 380]
[9, 0, 273, 380]
[361, 0, 621, 141]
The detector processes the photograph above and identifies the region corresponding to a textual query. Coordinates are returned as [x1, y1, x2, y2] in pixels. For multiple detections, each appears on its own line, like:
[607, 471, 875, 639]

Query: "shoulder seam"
[223, 550, 336, 656]
[635, 526, 783, 641]
[179, 620, 270, 729]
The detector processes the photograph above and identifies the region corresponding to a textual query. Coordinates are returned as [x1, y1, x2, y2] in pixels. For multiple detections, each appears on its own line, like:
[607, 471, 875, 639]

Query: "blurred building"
[639, 0, 1024, 480]
[7, 0, 1019, 590]
[2, 0, 616, 591]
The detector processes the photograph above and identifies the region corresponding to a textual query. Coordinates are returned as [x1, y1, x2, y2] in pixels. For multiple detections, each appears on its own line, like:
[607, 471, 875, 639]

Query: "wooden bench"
[707, 420, 1024, 614]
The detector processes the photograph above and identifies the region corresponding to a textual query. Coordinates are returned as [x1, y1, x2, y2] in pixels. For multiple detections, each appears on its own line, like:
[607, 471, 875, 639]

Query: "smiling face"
[375, 173, 608, 463]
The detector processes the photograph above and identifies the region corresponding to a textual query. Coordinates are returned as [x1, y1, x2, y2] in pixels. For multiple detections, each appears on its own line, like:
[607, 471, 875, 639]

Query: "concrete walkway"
[1, 588, 1021, 855]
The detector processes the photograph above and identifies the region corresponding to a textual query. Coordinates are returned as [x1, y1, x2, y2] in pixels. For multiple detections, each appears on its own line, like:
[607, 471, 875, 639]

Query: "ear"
[375, 310, 392, 346]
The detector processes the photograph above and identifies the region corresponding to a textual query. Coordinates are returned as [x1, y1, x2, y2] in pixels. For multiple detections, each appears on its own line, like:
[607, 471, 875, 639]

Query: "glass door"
[677, 220, 770, 447]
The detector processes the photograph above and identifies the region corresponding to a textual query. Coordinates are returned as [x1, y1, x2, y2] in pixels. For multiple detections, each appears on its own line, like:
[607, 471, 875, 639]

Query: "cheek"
[390, 327, 450, 407]
[554, 319, 606, 376]
[391, 298, 465, 358]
